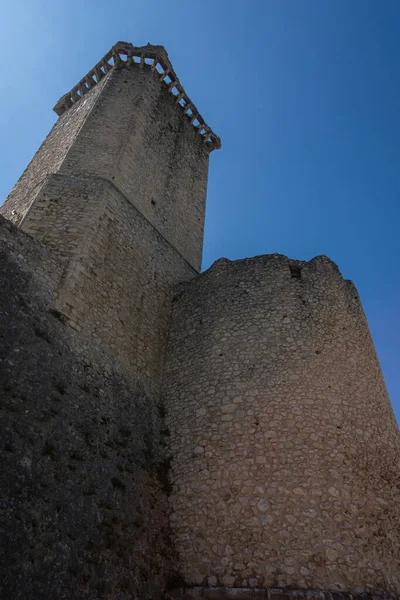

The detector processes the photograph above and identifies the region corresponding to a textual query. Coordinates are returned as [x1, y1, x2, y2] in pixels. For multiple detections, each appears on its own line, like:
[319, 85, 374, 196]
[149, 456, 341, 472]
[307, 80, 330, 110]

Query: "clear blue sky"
[1, 1, 399, 420]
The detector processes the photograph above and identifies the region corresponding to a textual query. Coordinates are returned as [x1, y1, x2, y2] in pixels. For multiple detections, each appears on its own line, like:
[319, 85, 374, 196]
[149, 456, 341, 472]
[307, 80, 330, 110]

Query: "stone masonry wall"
[1, 74, 111, 226]
[0, 214, 175, 600]
[18, 172, 196, 382]
[162, 254, 400, 596]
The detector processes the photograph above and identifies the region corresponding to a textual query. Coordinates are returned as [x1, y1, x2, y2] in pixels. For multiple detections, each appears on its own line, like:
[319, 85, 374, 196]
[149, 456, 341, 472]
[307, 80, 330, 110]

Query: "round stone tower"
[162, 254, 400, 596]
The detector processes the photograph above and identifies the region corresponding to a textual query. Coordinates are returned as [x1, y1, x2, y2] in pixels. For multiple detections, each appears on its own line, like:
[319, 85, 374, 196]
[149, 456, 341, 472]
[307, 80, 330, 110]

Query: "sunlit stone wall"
[163, 254, 400, 596]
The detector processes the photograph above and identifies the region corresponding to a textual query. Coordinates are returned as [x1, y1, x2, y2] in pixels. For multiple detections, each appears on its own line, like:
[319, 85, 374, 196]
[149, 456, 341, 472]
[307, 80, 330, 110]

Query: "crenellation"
[53, 41, 221, 151]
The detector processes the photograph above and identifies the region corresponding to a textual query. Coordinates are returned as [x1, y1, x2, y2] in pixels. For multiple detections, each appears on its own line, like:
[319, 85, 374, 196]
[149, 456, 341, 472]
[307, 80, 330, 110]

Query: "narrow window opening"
[289, 264, 302, 280]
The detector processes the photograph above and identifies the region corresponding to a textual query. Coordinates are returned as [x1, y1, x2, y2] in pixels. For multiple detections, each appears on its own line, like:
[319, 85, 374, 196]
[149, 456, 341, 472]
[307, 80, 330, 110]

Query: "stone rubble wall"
[167, 587, 397, 599]
[17, 171, 196, 381]
[162, 254, 400, 596]
[0, 215, 174, 599]
[0, 214, 64, 300]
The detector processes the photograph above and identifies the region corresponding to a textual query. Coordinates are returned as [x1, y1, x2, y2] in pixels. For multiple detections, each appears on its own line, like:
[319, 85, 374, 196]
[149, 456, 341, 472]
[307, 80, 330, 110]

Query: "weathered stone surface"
[167, 588, 396, 599]
[0, 216, 173, 599]
[163, 255, 400, 595]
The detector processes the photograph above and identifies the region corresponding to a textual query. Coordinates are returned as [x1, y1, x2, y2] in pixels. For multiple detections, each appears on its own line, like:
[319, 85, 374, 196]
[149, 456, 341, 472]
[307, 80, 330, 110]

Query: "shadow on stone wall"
[0, 217, 174, 599]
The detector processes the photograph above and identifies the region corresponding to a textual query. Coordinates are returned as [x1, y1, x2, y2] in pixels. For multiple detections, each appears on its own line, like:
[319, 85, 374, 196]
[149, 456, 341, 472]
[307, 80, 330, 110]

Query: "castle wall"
[0, 215, 174, 599]
[0, 74, 111, 225]
[17, 171, 196, 381]
[162, 254, 400, 596]
[0, 210, 65, 299]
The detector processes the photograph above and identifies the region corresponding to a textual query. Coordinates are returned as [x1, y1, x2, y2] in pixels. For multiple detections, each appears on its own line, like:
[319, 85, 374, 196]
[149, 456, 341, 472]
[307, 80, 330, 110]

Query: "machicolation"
[0, 41, 399, 600]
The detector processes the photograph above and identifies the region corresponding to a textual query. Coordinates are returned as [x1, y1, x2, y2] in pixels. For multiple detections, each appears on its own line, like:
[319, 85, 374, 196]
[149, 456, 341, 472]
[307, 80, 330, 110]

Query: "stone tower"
[1, 40, 400, 600]
[0, 41, 220, 386]
[163, 255, 400, 596]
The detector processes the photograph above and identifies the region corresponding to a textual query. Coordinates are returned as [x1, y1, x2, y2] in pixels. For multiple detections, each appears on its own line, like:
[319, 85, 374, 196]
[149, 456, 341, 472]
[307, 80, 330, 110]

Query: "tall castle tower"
[1, 41, 220, 388]
[1, 41, 400, 600]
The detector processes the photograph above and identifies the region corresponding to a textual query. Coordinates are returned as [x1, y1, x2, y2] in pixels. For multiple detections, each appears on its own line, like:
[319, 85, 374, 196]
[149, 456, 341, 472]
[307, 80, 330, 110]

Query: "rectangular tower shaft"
[0, 42, 220, 386]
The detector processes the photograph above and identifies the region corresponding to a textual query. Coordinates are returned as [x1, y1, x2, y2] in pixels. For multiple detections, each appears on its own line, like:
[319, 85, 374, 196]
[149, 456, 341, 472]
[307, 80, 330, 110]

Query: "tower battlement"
[53, 41, 221, 152]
